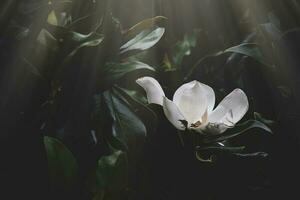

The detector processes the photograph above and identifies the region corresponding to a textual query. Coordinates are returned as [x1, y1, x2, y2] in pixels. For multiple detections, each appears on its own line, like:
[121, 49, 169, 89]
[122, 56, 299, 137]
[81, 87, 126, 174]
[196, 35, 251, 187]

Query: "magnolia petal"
[163, 97, 186, 130]
[173, 81, 207, 124]
[207, 106, 228, 124]
[200, 83, 215, 113]
[205, 123, 229, 134]
[136, 76, 165, 105]
[208, 89, 249, 126]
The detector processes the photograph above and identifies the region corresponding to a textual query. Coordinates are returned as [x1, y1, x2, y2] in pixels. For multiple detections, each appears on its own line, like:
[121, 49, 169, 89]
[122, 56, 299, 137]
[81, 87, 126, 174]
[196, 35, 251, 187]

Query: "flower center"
[191, 121, 202, 128]
[190, 110, 208, 128]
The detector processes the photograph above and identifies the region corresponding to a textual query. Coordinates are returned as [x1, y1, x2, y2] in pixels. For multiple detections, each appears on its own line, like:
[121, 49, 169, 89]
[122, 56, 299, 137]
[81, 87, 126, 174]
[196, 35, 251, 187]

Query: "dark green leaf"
[22, 57, 43, 78]
[204, 120, 272, 143]
[254, 112, 275, 126]
[169, 29, 200, 68]
[103, 91, 147, 150]
[95, 151, 128, 190]
[101, 61, 155, 85]
[44, 136, 78, 189]
[196, 146, 246, 162]
[185, 43, 271, 80]
[197, 146, 246, 154]
[224, 43, 270, 67]
[234, 152, 268, 158]
[112, 86, 158, 134]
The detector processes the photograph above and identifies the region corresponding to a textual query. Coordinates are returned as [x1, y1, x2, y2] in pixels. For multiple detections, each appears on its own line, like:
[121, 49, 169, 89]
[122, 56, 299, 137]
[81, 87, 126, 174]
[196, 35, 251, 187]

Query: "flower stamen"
[191, 121, 202, 128]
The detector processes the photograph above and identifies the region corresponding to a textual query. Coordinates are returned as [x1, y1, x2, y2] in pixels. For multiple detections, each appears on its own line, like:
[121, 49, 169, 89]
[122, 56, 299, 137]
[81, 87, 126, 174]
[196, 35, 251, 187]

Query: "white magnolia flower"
[136, 76, 249, 134]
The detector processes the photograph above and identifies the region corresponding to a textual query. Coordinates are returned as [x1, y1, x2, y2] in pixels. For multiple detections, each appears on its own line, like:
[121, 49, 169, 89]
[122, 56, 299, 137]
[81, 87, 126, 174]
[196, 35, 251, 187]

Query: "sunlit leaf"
[120, 26, 165, 54]
[47, 10, 58, 26]
[169, 29, 200, 68]
[124, 16, 167, 40]
[268, 12, 281, 29]
[224, 43, 269, 66]
[101, 61, 155, 85]
[36, 29, 58, 51]
[259, 22, 282, 42]
[64, 32, 104, 62]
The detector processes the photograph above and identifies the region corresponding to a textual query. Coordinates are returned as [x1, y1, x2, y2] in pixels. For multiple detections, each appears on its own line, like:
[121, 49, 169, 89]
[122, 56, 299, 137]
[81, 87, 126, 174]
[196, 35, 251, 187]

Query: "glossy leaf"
[64, 32, 104, 62]
[203, 120, 272, 143]
[196, 146, 246, 162]
[120, 26, 165, 54]
[185, 42, 270, 80]
[197, 146, 246, 154]
[112, 86, 158, 134]
[103, 91, 147, 150]
[224, 43, 269, 67]
[101, 61, 155, 85]
[234, 152, 268, 158]
[124, 16, 167, 40]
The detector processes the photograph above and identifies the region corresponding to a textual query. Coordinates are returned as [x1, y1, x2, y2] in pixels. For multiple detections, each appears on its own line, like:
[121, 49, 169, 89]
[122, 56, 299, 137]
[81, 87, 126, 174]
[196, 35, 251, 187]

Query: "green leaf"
[47, 10, 58, 26]
[120, 26, 165, 54]
[112, 86, 158, 134]
[124, 16, 167, 40]
[197, 146, 246, 154]
[234, 152, 268, 158]
[185, 43, 270, 80]
[184, 51, 223, 80]
[101, 61, 155, 85]
[47, 8, 72, 27]
[103, 91, 147, 150]
[224, 43, 269, 67]
[268, 12, 281, 29]
[36, 29, 58, 51]
[94, 151, 128, 190]
[44, 136, 78, 189]
[195, 146, 246, 162]
[169, 29, 200, 68]
[88, 151, 128, 200]
[22, 57, 43, 78]
[64, 32, 104, 63]
[203, 120, 272, 143]
[254, 112, 275, 126]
